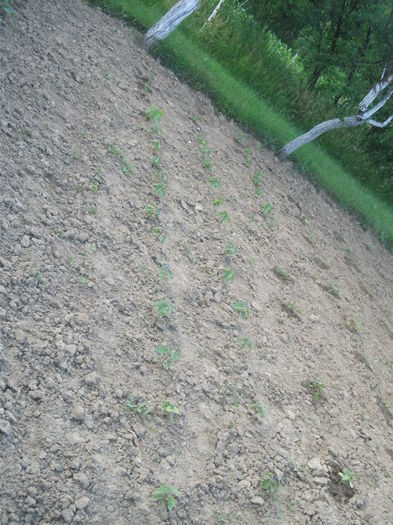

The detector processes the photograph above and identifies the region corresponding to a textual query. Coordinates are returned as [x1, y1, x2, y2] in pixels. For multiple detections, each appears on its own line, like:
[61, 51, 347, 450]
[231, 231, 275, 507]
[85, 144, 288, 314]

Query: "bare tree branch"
[358, 70, 393, 113]
[207, 0, 226, 23]
[362, 86, 393, 120]
[280, 67, 393, 159]
[368, 115, 393, 128]
[144, 0, 200, 49]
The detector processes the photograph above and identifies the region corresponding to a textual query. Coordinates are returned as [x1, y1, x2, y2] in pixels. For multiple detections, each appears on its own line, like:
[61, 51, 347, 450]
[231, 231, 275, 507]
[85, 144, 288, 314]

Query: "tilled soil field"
[0, 1, 392, 524]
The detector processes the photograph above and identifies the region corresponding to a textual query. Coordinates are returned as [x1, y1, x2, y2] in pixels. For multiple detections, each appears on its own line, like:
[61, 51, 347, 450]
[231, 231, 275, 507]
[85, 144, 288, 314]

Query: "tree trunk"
[144, 0, 200, 49]
[279, 68, 393, 159]
[279, 116, 362, 159]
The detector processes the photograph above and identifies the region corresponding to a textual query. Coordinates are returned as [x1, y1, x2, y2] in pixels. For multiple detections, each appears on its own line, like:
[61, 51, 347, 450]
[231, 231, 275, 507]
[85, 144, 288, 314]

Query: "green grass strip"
[88, 0, 393, 248]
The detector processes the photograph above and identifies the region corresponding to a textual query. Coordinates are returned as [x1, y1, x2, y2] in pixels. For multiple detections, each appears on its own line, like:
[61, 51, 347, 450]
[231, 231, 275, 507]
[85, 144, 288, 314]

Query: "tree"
[144, 0, 200, 49]
[279, 67, 393, 158]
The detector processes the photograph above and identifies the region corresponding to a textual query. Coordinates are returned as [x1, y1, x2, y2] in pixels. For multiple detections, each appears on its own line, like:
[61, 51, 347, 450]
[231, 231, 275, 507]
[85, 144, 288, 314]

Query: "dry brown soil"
[1, 1, 393, 524]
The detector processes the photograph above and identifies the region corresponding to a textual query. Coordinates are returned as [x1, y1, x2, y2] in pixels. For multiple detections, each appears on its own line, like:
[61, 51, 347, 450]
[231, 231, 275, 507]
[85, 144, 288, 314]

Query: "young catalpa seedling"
[209, 176, 221, 188]
[251, 401, 267, 418]
[218, 210, 230, 224]
[120, 160, 134, 176]
[153, 484, 180, 511]
[225, 242, 238, 256]
[252, 169, 263, 187]
[309, 380, 325, 401]
[338, 468, 355, 489]
[237, 336, 252, 350]
[154, 299, 174, 318]
[154, 182, 167, 197]
[212, 198, 224, 207]
[283, 301, 302, 319]
[108, 142, 123, 160]
[221, 267, 234, 283]
[260, 472, 280, 500]
[203, 158, 213, 171]
[162, 400, 179, 419]
[260, 202, 273, 216]
[152, 138, 161, 152]
[273, 266, 293, 282]
[145, 204, 160, 220]
[155, 345, 182, 370]
[146, 105, 164, 123]
[125, 395, 151, 417]
[233, 300, 250, 319]
[152, 155, 161, 169]
[158, 262, 172, 280]
[152, 226, 167, 244]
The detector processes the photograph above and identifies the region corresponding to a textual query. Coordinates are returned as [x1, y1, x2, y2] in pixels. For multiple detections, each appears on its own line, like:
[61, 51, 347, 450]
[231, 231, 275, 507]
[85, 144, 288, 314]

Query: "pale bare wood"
[144, 0, 200, 49]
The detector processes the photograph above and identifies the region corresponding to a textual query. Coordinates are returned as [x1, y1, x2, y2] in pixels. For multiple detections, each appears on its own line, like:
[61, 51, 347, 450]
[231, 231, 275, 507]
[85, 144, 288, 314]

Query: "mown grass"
[88, 0, 393, 248]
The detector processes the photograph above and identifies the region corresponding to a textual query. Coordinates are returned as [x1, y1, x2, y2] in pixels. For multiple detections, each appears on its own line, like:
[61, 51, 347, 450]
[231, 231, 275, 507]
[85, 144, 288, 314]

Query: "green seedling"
[30, 266, 42, 285]
[152, 139, 161, 152]
[237, 336, 252, 350]
[338, 468, 354, 489]
[260, 202, 273, 216]
[152, 226, 167, 244]
[300, 212, 309, 225]
[146, 105, 164, 123]
[84, 242, 96, 254]
[155, 345, 182, 370]
[252, 170, 263, 186]
[125, 395, 151, 416]
[158, 262, 172, 280]
[145, 204, 160, 219]
[328, 283, 340, 297]
[221, 267, 234, 283]
[255, 188, 263, 197]
[309, 380, 325, 401]
[102, 69, 111, 81]
[348, 316, 362, 334]
[218, 211, 230, 224]
[203, 158, 212, 171]
[154, 299, 174, 318]
[154, 170, 166, 183]
[108, 142, 123, 159]
[304, 233, 316, 246]
[192, 114, 200, 124]
[235, 132, 245, 144]
[153, 484, 180, 511]
[273, 266, 292, 281]
[213, 198, 224, 207]
[152, 155, 161, 168]
[209, 176, 221, 188]
[333, 230, 344, 242]
[141, 78, 152, 96]
[261, 472, 280, 500]
[345, 247, 356, 266]
[225, 242, 238, 256]
[154, 182, 167, 197]
[197, 135, 208, 146]
[96, 166, 103, 176]
[284, 301, 302, 319]
[162, 400, 179, 418]
[90, 181, 100, 194]
[121, 160, 133, 176]
[244, 146, 252, 165]
[251, 401, 266, 418]
[233, 300, 250, 319]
